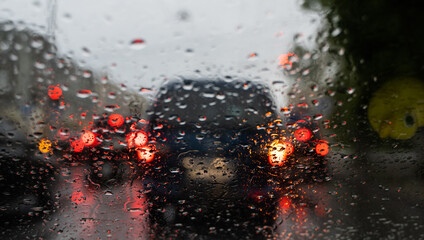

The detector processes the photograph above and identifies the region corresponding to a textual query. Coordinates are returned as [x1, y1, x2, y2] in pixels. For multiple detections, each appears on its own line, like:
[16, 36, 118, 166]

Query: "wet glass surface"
[1, 0, 424, 239]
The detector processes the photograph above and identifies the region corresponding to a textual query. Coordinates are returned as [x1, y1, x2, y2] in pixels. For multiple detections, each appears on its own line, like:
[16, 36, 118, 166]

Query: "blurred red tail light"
[136, 145, 156, 163]
[81, 130, 97, 146]
[71, 139, 85, 153]
[108, 114, 124, 127]
[126, 131, 148, 148]
[294, 128, 312, 141]
[315, 142, 329, 156]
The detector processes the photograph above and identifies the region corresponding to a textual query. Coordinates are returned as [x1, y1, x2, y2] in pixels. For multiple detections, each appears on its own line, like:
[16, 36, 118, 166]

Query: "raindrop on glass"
[130, 39, 146, 50]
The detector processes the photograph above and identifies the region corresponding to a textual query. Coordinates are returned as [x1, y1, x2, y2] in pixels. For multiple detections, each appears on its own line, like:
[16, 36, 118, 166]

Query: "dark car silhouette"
[143, 78, 329, 237]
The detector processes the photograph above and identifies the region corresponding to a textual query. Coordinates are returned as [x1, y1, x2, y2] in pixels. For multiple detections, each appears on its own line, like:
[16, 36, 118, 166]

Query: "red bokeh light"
[294, 128, 312, 141]
[71, 139, 85, 152]
[131, 38, 145, 44]
[315, 142, 329, 156]
[81, 131, 97, 146]
[108, 114, 124, 127]
[71, 191, 85, 204]
[127, 131, 148, 148]
[279, 196, 292, 210]
[48, 85, 62, 100]
[136, 146, 155, 163]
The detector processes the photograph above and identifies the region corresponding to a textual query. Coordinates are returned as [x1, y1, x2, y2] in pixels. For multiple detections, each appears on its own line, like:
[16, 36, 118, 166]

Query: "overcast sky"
[1, 0, 324, 106]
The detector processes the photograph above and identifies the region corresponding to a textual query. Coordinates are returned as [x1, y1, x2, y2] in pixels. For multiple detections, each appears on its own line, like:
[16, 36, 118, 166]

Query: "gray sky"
[1, 0, 324, 106]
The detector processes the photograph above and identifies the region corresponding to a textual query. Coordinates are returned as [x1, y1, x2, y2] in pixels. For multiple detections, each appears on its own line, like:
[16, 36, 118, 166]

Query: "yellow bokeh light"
[38, 139, 52, 153]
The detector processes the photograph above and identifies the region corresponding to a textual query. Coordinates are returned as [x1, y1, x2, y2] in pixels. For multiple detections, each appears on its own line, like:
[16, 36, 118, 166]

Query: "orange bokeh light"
[278, 53, 297, 68]
[108, 114, 124, 127]
[38, 139, 52, 153]
[279, 196, 292, 210]
[136, 145, 155, 163]
[268, 140, 294, 166]
[294, 128, 312, 141]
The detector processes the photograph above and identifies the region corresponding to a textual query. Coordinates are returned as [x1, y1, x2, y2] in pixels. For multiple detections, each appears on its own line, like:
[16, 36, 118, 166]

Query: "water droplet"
[176, 102, 187, 109]
[101, 77, 108, 84]
[176, 10, 190, 21]
[76, 89, 92, 98]
[313, 114, 323, 120]
[130, 39, 146, 50]
[280, 107, 292, 114]
[30, 38, 43, 49]
[108, 92, 116, 99]
[331, 27, 342, 37]
[169, 168, 181, 174]
[83, 71, 92, 78]
[33, 1, 42, 7]
[216, 93, 225, 100]
[200, 92, 215, 98]
[303, 52, 311, 59]
[9, 53, 18, 61]
[104, 190, 113, 196]
[248, 52, 258, 59]
[321, 44, 329, 52]
[34, 61, 45, 69]
[272, 80, 285, 85]
[82, 47, 91, 56]
[196, 134, 205, 140]
[104, 105, 120, 112]
[297, 103, 308, 108]
[139, 88, 152, 92]
[182, 80, 193, 90]
[63, 12, 72, 20]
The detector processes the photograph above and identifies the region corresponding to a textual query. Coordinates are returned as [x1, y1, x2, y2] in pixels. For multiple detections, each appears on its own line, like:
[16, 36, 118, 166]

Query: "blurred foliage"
[303, 0, 424, 146]
[304, 0, 424, 79]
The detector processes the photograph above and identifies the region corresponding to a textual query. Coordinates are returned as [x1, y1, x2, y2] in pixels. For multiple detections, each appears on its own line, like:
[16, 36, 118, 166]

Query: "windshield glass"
[1, 1, 424, 239]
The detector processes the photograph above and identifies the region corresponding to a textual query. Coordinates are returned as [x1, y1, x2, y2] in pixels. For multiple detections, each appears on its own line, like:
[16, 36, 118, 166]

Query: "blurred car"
[53, 77, 329, 237]
[142, 78, 329, 235]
